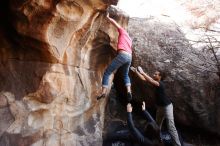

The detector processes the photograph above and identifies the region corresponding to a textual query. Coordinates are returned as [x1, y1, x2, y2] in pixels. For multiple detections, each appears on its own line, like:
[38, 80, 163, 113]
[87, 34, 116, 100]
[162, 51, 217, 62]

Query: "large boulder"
[126, 17, 220, 135]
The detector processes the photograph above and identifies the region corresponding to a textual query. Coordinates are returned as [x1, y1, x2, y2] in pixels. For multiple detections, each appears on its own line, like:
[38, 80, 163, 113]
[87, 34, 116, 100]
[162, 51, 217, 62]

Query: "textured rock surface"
[0, 0, 123, 146]
[126, 17, 220, 134]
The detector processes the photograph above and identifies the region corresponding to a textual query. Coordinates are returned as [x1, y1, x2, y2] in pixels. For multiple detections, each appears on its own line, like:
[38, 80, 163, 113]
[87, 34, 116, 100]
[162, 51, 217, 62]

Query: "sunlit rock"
[0, 0, 119, 145]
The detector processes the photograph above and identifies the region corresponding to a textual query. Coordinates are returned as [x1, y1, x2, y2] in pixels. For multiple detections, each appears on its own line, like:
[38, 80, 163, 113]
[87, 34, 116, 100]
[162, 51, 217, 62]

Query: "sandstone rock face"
[0, 0, 127, 146]
[126, 17, 220, 135]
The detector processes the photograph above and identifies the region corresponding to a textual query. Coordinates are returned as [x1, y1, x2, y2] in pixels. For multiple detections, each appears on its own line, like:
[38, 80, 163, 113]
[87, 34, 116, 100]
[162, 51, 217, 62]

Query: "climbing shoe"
[127, 92, 132, 103]
[97, 93, 106, 100]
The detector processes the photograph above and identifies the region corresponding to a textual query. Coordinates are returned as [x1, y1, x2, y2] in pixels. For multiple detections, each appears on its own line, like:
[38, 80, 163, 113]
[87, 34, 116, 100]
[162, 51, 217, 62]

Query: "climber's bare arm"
[106, 12, 121, 29]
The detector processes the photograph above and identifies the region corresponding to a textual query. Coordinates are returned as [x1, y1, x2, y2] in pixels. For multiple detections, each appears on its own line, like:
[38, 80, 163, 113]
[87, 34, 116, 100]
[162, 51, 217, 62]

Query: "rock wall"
[0, 0, 125, 146]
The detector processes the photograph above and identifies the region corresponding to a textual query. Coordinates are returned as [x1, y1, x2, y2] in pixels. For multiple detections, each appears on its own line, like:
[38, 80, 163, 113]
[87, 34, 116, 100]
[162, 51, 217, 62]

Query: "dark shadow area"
[179, 125, 220, 146]
[0, 131, 42, 146]
[103, 85, 184, 146]
[102, 87, 142, 146]
[90, 30, 116, 71]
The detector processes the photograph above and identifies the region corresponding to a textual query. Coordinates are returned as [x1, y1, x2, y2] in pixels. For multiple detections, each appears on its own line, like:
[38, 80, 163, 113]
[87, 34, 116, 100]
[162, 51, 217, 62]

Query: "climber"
[130, 66, 182, 146]
[97, 11, 132, 102]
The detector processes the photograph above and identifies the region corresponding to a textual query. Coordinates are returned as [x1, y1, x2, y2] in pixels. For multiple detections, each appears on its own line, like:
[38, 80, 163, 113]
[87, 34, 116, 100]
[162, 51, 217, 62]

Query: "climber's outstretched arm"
[106, 12, 121, 29]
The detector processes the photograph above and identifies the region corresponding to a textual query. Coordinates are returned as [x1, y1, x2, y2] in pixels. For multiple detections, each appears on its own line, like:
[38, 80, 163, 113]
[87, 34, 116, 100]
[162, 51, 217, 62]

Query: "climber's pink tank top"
[117, 27, 132, 54]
